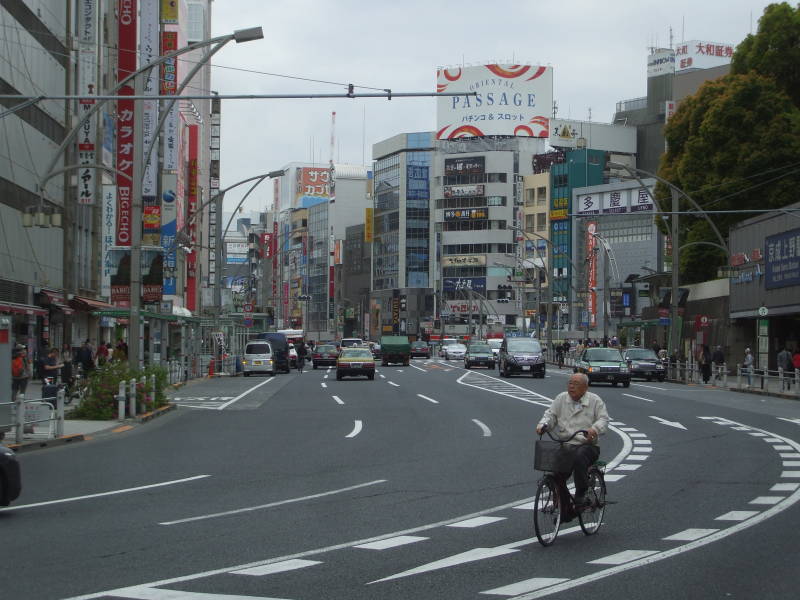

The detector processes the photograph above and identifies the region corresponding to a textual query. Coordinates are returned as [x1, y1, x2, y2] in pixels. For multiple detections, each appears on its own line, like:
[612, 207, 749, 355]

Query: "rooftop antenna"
[669, 25, 673, 49]
[682, 16, 685, 42]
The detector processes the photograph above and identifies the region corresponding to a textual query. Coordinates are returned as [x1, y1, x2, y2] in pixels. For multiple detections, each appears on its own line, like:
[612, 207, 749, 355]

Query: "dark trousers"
[572, 444, 600, 497]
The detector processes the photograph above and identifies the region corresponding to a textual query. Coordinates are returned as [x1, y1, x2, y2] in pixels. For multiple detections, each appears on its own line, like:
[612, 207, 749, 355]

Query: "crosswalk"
[169, 396, 235, 409]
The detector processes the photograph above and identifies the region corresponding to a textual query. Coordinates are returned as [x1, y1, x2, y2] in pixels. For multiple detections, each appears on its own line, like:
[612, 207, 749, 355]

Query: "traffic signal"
[400, 296, 407, 311]
[497, 284, 513, 304]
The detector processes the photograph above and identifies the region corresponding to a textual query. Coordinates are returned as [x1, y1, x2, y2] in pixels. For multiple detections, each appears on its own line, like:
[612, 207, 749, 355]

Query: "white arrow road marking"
[388, 381, 400, 387]
[368, 547, 518, 584]
[217, 377, 275, 410]
[346, 420, 363, 438]
[650, 415, 687, 430]
[417, 394, 439, 404]
[332, 395, 344, 405]
[355, 535, 428, 550]
[0, 475, 210, 512]
[232, 558, 322, 576]
[482, 577, 570, 596]
[158, 479, 385, 526]
[410, 364, 427, 372]
[778, 417, 800, 426]
[623, 393, 654, 403]
[472, 419, 492, 437]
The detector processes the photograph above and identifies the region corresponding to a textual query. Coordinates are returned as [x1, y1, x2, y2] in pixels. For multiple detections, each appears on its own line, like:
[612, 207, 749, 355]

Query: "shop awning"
[91, 308, 201, 323]
[38, 290, 74, 315]
[0, 301, 47, 317]
[70, 296, 115, 311]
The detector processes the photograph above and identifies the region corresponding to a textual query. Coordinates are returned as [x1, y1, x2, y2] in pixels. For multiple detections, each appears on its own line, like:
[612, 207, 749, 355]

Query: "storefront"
[729, 203, 800, 371]
[34, 289, 74, 352]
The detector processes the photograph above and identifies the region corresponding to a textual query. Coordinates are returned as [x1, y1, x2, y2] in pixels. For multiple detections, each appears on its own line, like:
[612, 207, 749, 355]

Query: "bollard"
[736, 365, 742, 388]
[15, 392, 25, 444]
[684, 361, 689, 384]
[723, 363, 728, 389]
[779, 367, 784, 393]
[140, 376, 148, 412]
[150, 374, 156, 409]
[129, 378, 137, 418]
[118, 380, 127, 421]
[55, 388, 65, 437]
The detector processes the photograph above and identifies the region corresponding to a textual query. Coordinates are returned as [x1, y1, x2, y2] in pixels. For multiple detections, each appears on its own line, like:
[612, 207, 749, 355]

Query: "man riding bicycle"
[536, 373, 609, 509]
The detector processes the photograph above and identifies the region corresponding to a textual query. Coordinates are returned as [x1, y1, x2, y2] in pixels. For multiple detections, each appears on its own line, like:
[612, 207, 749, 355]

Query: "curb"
[5, 433, 86, 453]
[134, 403, 177, 423]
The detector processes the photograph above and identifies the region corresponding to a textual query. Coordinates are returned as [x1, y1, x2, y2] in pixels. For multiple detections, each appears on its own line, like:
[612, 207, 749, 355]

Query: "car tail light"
[312, 353, 321, 359]
[363, 362, 375, 368]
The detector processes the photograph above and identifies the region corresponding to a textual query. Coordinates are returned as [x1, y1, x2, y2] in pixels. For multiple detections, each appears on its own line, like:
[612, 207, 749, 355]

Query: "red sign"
[160, 31, 178, 95]
[694, 315, 710, 330]
[115, 0, 137, 246]
[243, 303, 254, 313]
[261, 232, 272, 258]
[186, 125, 199, 312]
[295, 167, 331, 198]
[587, 222, 597, 328]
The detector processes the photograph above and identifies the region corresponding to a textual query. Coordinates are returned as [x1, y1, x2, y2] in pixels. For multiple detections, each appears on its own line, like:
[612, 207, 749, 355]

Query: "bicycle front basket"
[534, 440, 576, 472]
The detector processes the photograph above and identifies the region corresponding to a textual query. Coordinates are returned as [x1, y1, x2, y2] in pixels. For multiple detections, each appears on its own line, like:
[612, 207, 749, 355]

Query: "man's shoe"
[574, 494, 590, 510]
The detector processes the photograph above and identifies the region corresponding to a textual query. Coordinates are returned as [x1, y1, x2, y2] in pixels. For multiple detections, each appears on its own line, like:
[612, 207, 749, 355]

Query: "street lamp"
[607, 162, 729, 356]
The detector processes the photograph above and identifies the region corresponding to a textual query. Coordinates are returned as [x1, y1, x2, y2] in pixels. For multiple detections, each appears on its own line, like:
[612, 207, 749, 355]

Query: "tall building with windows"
[370, 132, 434, 339]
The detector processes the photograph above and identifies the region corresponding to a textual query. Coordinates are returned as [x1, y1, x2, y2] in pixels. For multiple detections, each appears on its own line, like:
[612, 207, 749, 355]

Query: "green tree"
[657, 3, 800, 283]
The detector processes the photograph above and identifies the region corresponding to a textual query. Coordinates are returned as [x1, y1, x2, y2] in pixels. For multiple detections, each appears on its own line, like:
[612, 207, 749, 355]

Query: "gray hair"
[570, 372, 589, 386]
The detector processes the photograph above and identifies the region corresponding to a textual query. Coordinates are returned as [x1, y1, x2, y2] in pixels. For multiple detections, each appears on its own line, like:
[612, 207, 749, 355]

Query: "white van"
[243, 341, 275, 376]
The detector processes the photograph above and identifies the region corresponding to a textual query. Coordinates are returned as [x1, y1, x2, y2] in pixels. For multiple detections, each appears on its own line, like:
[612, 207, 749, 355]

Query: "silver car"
[242, 341, 275, 376]
[444, 343, 467, 360]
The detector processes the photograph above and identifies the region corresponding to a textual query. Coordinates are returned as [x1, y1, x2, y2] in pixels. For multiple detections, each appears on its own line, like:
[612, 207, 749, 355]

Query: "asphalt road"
[3, 358, 800, 599]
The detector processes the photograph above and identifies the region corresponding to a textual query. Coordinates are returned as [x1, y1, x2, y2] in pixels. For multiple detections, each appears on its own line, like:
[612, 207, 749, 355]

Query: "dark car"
[312, 344, 339, 369]
[369, 342, 382, 359]
[499, 338, 546, 378]
[336, 347, 376, 380]
[575, 347, 631, 387]
[253, 332, 291, 373]
[0, 443, 21, 506]
[410, 341, 430, 359]
[464, 343, 495, 369]
[622, 348, 666, 381]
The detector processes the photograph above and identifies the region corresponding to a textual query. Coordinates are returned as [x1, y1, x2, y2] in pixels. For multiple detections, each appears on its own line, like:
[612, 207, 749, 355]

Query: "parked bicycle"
[533, 427, 607, 546]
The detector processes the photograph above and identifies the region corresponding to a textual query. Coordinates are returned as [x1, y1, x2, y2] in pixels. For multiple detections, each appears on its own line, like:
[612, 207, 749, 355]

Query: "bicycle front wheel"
[533, 475, 561, 546]
[578, 468, 606, 535]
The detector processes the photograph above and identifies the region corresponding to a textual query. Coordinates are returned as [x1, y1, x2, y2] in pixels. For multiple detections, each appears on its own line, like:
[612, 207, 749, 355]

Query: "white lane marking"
[66, 439, 636, 600]
[410, 364, 427, 372]
[778, 417, 800, 425]
[764, 437, 784, 442]
[628, 433, 647, 438]
[613, 464, 641, 471]
[217, 377, 275, 410]
[773, 444, 794, 450]
[783, 461, 800, 467]
[158, 479, 385, 526]
[368, 547, 518, 584]
[512, 502, 536, 510]
[771, 483, 800, 492]
[232, 558, 322, 576]
[750, 496, 784, 505]
[324, 374, 328, 379]
[631, 383, 667, 390]
[332, 395, 344, 405]
[448, 516, 505, 528]
[748, 432, 769, 437]
[625, 454, 648, 461]
[650, 416, 687, 430]
[101, 588, 288, 599]
[472, 419, 492, 437]
[588, 550, 659, 565]
[610, 421, 626, 425]
[417, 394, 439, 404]
[781, 471, 800, 477]
[379, 374, 386, 379]
[622, 393, 654, 403]
[481, 578, 570, 596]
[321, 383, 327, 388]
[662, 529, 719, 542]
[731, 426, 751, 431]
[388, 381, 400, 387]
[716, 511, 759, 521]
[630, 447, 652, 453]
[603, 474, 626, 482]
[0, 475, 210, 512]
[619, 427, 638, 432]
[780, 453, 800, 458]
[632, 439, 652, 445]
[355, 536, 428, 550]
[346, 420, 363, 438]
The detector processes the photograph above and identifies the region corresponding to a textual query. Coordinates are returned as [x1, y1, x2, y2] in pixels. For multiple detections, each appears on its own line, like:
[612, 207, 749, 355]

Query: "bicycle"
[533, 427, 607, 546]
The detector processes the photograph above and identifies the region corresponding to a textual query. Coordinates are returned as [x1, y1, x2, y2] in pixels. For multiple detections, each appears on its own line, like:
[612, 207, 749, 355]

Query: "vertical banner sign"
[160, 31, 179, 170]
[272, 221, 278, 302]
[587, 222, 597, 328]
[140, 0, 160, 246]
[76, 0, 97, 205]
[160, 0, 178, 23]
[186, 125, 199, 312]
[273, 177, 280, 212]
[160, 173, 178, 295]
[101, 185, 117, 299]
[115, 0, 137, 246]
[364, 207, 373, 242]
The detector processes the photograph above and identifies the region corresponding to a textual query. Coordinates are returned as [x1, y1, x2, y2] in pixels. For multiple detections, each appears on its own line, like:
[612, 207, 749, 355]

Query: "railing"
[0, 389, 65, 445]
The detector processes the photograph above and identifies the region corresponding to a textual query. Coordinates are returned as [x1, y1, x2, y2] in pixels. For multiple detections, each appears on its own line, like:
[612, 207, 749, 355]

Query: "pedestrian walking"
[296, 340, 308, 373]
[95, 340, 109, 366]
[743, 347, 754, 387]
[697, 345, 712, 384]
[75, 339, 95, 376]
[777, 345, 794, 390]
[11, 345, 30, 402]
[712, 345, 725, 383]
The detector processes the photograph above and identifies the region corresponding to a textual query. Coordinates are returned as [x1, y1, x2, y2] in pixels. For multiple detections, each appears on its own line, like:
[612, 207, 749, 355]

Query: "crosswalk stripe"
[232, 558, 321, 576]
[447, 516, 506, 528]
[481, 577, 570, 596]
[589, 549, 658, 565]
[355, 535, 428, 550]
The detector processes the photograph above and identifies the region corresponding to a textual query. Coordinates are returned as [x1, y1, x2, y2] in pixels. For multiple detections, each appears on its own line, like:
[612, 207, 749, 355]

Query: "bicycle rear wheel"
[578, 468, 606, 535]
[533, 475, 561, 546]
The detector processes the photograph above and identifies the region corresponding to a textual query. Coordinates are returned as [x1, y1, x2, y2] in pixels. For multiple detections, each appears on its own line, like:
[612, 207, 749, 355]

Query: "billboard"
[364, 207, 374, 242]
[765, 228, 800, 290]
[444, 156, 485, 176]
[436, 64, 553, 139]
[442, 255, 486, 267]
[226, 242, 248, 264]
[406, 165, 429, 200]
[160, 174, 178, 295]
[443, 277, 486, 293]
[295, 167, 331, 198]
[115, 0, 137, 247]
[548, 119, 636, 153]
[101, 185, 116, 299]
[576, 184, 655, 216]
[444, 208, 488, 221]
[76, 0, 97, 206]
[675, 40, 734, 72]
[647, 49, 675, 77]
[443, 184, 485, 198]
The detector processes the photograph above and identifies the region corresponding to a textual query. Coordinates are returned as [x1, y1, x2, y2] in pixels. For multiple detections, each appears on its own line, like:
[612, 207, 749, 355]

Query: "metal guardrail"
[0, 389, 66, 445]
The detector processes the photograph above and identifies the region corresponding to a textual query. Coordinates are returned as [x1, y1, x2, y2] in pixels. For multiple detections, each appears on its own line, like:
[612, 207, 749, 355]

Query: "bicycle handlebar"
[538, 425, 589, 442]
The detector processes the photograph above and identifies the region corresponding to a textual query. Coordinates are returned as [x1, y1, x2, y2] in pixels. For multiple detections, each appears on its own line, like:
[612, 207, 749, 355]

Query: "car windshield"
[411, 342, 427, 348]
[469, 344, 491, 353]
[626, 349, 658, 360]
[486, 339, 502, 348]
[316, 345, 337, 353]
[585, 349, 624, 361]
[340, 348, 372, 358]
[245, 343, 270, 355]
[340, 339, 362, 347]
[507, 339, 542, 353]
[450, 344, 467, 351]
[442, 339, 458, 346]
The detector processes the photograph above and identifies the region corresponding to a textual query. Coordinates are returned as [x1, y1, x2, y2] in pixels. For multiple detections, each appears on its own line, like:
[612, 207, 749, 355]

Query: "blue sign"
[659, 317, 671, 326]
[406, 165, 429, 200]
[443, 277, 486, 294]
[765, 228, 800, 289]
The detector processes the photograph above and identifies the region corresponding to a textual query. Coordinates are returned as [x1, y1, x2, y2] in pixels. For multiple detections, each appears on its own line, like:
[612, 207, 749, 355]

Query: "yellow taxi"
[336, 347, 376, 381]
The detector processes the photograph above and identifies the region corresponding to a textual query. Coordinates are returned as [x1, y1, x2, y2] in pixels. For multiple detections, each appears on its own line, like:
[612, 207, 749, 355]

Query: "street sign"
[243, 303, 254, 313]
[659, 317, 671, 326]
[757, 306, 768, 317]
[243, 318, 254, 328]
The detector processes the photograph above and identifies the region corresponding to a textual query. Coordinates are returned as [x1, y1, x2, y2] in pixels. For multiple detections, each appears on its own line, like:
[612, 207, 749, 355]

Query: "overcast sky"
[207, 0, 774, 214]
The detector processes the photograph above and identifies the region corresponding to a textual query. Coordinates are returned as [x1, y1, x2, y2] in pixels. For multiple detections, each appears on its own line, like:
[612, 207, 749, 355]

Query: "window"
[537, 212, 547, 232]
[486, 196, 506, 206]
[525, 189, 535, 206]
[537, 186, 547, 204]
[525, 214, 535, 233]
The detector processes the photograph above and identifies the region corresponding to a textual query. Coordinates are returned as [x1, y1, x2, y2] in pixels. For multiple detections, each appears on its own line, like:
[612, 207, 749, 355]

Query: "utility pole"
[669, 187, 680, 357]
[129, 73, 145, 370]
